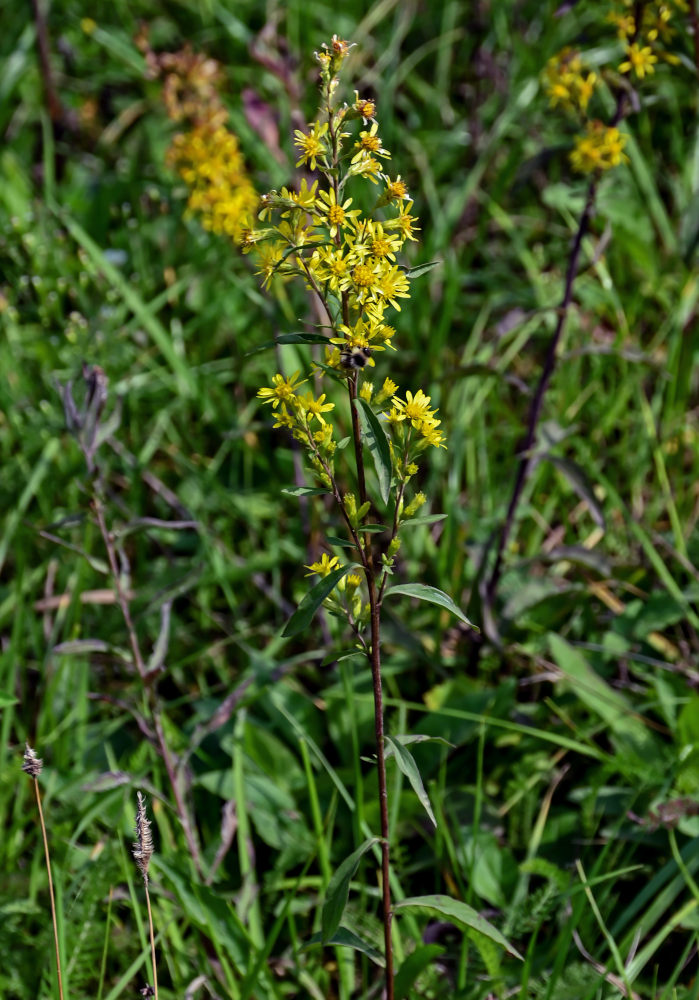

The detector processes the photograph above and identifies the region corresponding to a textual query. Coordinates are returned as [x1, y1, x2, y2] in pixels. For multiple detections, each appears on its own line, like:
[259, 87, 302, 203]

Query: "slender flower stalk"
[23, 745, 65, 1000]
[133, 791, 158, 1000]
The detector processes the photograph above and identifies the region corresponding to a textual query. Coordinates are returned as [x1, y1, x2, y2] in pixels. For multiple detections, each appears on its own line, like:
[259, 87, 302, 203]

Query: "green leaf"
[281, 486, 331, 497]
[322, 837, 380, 942]
[400, 514, 448, 528]
[354, 398, 392, 504]
[406, 260, 441, 278]
[325, 535, 355, 549]
[306, 926, 385, 966]
[392, 734, 455, 749]
[384, 583, 477, 629]
[394, 895, 523, 960]
[548, 634, 659, 767]
[395, 945, 445, 998]
[282, 566, 352, 637]
[246, 332, 330, 355]
[385, 736, 437, 827]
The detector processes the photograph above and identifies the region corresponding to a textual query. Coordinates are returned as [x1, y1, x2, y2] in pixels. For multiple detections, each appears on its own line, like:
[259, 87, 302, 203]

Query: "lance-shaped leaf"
[385, 736, 437, 827]
[384, 583, 477, 629]
[282, 565, 352, 637]
[354, 398, 392, 504]
[307, 926, 384, 966]
[394, 895, 523, 960]
[322, 837, 380, 941]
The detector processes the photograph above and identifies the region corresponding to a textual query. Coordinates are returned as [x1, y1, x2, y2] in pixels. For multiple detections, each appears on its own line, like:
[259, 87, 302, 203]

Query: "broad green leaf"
[307, 926, 384, 966]
[384, 583, 476, 629]
[385, 736, 437, 827]
[282, 566, 351, 637]
[394, 944, 445, 999]
[354, 398, 392, 504]
[0, 693, 18, 708]
[394, 895, 523, 960]
[322, 837, 380, 942]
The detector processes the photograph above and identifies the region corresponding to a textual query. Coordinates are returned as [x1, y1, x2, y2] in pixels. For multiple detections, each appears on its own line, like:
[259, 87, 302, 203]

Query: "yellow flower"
[570, 121, 628, 174]
[272, 406, 295, 430]
[304, 553, 340, 577]
[299, 392, 335, 425]
[257, 371, 305, 408]
[375, 263, 411, 311]
[348, 261, 381, 302]
[349, 155, 383, 183]
[543, 48, 597, 113]
[311, 246, 352, 291]
[391, 389, 438, 428]
[294, 121, 329, 170]
[353, 92, 377, 122]
[607, 12, 635, 40]
[315, 188, 361, 237]
[420, 422, 447, 449]
[375, 377, 399, 405]
[619, 43, 658, 78]
[281, 178, 318, 213]
[385, 201, 420, 242]
[385, 175, 409, 201]
[351, 122, 391, 162]
[364, 220, 403, 261]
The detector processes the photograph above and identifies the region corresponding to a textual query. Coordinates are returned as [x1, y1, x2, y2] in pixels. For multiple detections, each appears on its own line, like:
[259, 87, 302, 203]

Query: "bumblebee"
[340, 345, 372, 371]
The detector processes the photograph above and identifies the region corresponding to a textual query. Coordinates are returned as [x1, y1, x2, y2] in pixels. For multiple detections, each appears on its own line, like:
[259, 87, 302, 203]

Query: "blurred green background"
[1, 1, 698, 997]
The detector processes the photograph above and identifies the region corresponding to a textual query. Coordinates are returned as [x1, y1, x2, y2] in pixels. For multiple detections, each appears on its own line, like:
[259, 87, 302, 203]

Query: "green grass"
[1, 0, 698, 997]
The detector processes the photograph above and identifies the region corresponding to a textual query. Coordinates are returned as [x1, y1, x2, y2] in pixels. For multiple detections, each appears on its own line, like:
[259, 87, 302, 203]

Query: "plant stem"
[33, 776, 65, 1000]
[144, 882, 159, 1000]
[367, 571, 394, 999]
[347, 378, 394, 999]
[484, 175, 598, 612]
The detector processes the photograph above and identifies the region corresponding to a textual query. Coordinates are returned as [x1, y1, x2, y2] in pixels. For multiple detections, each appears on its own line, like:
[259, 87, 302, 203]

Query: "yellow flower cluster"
[544, 49, 598, 113]
[545, 0, 687, 176]
[388, 389, 447, 450]
[570, 121, 628, 174]
[167, 126, 258, 242]
[254, 35, 445, 602]
[150, 43, 258, 244]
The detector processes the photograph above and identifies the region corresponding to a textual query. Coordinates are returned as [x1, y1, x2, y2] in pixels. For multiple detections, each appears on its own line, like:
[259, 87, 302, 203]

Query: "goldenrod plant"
[245, 36, 525, 998]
